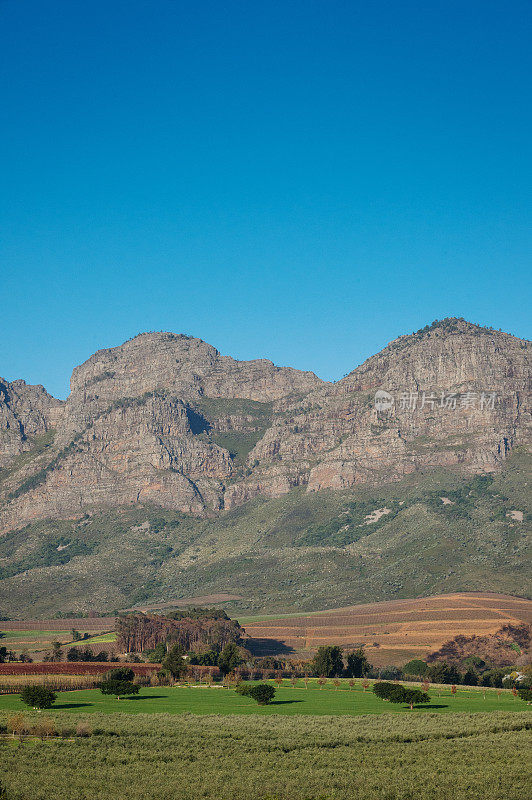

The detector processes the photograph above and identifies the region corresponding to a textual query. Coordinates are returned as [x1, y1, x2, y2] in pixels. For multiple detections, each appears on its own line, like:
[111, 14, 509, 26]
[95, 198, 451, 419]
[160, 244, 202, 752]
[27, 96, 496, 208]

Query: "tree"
[428, 661, 461, 684]
[463, 668, 479, 686]
[71, 629, 83, 641]
[161, 644, 188, 680]
[51, 641, 62, 662]
[99, 680, 139, 700]
[517, 687, 532, 703]
[311, 646, 344, 677]
[402, 659, 429, 678]
[20, 685, 57, 710]
[346, 648, 370, 678]
[104, 667, 135, 682]
[389, 687, 430, 710]
[147, 642, 167, 663]
[218, 642, 243, 676]
[237, 684, 276, 705]
[372, 682, 398, 700]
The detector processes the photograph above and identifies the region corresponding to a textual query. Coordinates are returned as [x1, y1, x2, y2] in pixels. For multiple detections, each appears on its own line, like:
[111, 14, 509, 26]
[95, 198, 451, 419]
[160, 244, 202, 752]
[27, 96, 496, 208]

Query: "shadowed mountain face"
[0, 319, 530, 617]
[0, 319, 530, 532]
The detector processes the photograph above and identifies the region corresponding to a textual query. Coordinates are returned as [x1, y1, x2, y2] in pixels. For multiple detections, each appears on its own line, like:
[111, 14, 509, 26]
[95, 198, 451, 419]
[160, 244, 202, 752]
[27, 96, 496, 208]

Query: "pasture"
[0, 680, 526, 716]
[0, 709, 530, 800]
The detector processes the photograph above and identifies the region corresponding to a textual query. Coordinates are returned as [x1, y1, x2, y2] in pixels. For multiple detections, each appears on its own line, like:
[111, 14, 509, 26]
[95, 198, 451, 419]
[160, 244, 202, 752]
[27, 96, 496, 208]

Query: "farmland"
[241, 591, 532, 665]
[0, 708, 530, 800]
[0, 679, 526, 716]
[0, 618, 116, 658]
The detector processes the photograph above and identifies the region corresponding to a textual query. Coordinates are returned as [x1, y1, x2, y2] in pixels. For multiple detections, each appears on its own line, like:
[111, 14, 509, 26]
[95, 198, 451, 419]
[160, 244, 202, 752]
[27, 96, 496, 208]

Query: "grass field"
[0, 709, 530, 800]
[0, 681, 526, 716]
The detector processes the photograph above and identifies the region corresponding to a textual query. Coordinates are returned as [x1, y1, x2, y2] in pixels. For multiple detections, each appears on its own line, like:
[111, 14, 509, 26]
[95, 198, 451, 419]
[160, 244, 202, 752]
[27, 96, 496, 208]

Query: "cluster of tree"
[372, 682, 430, 710]
[426, 624, 531, 669]
[156, 641, 245, 680]
[402, 657, 532, 688]
[66, 648, 118, 662]
[310, 646, 371, 678]
[116, 610, 243, 654]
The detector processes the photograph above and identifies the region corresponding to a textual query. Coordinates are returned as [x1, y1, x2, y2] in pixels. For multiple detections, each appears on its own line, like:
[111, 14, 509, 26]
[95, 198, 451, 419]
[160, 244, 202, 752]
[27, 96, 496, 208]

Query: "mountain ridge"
[0, 316, 530, 616]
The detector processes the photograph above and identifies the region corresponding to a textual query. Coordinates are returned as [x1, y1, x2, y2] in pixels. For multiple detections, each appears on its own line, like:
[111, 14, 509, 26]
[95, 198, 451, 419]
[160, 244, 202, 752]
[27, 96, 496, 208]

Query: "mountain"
[0, 318, 530, 617]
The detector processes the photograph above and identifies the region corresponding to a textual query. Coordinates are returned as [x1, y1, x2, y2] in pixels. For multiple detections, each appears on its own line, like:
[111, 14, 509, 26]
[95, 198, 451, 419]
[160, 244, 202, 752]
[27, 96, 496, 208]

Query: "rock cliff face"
[0, 379, 62, 467]
[0, 320, 530, 532]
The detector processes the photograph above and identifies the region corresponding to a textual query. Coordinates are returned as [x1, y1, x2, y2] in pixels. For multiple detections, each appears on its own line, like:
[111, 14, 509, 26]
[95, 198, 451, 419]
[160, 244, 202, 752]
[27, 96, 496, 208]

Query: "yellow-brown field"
[241, 592, 532, 665]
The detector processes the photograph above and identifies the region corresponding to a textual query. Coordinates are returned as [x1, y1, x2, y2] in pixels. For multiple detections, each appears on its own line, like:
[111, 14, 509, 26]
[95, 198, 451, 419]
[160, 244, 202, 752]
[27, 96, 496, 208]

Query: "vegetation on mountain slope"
[0, 451, 529, 618]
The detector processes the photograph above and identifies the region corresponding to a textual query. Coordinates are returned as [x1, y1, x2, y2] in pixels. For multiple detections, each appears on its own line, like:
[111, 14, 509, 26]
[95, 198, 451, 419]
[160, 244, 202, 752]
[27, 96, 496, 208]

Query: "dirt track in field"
[241, 592, 532, 665]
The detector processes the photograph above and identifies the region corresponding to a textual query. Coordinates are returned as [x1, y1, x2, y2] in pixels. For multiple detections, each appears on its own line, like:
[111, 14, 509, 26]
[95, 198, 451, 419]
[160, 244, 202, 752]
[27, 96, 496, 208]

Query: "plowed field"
[241, 592, 532, 665]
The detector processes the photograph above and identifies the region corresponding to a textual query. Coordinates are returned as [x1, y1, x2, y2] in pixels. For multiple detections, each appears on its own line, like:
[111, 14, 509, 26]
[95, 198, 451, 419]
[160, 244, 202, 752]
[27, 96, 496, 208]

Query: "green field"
[0, 708, 530, 800]
[0, 682, 526, 716]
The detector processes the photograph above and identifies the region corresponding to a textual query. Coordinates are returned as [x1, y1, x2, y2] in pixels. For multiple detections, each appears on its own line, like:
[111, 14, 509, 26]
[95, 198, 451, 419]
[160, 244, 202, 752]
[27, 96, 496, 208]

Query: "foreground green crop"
[0, 710, 530, 800]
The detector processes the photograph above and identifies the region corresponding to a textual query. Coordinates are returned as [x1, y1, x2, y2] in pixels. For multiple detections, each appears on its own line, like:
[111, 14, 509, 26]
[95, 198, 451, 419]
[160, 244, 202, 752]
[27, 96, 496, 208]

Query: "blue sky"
[1, 1, 531, 399]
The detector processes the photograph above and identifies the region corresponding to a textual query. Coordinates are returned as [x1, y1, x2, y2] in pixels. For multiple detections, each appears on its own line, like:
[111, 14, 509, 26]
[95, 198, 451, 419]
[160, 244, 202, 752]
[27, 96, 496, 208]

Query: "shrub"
[517, 686, 532, 703]
[247, 684, 276, 705]
[104, 667, 135, 682]
[20, 685, 57, 709]
[236, 683, 276, 704]
[76, 721, 92, 737]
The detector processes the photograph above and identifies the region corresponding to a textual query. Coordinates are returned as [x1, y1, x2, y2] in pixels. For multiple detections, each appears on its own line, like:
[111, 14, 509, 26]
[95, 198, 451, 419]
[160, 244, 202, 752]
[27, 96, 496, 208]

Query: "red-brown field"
[242, 592, 532, 666]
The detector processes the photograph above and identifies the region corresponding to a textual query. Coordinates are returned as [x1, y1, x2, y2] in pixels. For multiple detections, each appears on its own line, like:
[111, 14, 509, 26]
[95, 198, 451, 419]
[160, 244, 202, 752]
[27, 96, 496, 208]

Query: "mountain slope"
[0, 318, 530, 617]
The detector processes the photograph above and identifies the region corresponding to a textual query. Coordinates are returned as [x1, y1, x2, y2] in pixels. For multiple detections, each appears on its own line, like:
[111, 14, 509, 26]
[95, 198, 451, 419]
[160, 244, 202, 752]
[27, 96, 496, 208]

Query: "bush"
[20, 685, 57, 710]
[238, 684, 276, 705]
[104, 667, 135, 682]
[75, 721, 93, 737]
[517, 686, 532, 703]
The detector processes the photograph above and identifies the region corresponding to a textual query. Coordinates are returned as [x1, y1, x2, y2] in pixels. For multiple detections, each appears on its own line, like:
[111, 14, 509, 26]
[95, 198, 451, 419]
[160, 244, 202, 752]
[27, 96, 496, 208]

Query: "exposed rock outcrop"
[0, 320, 530, 531]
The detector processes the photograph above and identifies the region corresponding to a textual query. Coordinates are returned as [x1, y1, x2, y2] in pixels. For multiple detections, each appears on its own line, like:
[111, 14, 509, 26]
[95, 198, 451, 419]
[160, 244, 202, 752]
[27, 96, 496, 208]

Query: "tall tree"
[218, 643, 243, 676]
[161, 644, 188, 679]
[346, 648, 370, 677]
[311, 646, 344, 677]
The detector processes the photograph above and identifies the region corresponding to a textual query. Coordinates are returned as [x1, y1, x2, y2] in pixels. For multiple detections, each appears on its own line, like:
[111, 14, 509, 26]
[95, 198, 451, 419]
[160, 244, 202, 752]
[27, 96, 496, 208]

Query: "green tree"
[99, 679, 139, 700]
[463, 668, 479, 686]
[402, 659, 429, 678]
[346, 648, 370, 677]
[105, 667, 135, 682]
[146, 642, 167, 663]
[237, 683, 276, 705]
[428, 661, 461, 684]
[162, 644, 188, 679]
[372, 682, 398, 700]
[71, 629, 83, 641]
[218, 642, 243, 676]
[20, 685, 57, 710]
[517, 686, 532, 703]
[311, 646, 344, 677]
[388, 686, 430, 710]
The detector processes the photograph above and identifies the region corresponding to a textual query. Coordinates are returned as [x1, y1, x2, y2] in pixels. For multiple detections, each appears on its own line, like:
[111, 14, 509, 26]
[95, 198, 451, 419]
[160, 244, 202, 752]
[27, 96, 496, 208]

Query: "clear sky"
[1, 1, 531, 399]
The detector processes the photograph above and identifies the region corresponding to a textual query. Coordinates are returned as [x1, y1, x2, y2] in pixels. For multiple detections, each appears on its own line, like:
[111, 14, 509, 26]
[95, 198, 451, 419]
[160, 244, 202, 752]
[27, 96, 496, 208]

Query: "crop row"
[0, 662, 160, 676]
